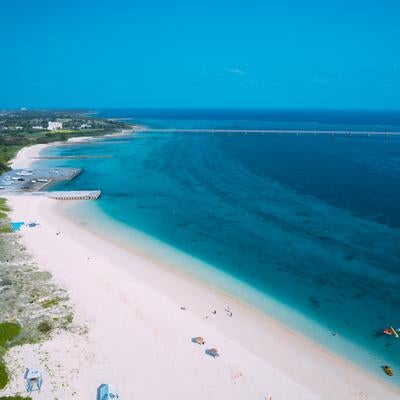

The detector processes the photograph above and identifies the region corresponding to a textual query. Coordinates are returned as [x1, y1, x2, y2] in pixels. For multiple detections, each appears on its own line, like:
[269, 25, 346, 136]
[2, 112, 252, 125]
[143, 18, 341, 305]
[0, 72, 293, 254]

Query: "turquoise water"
[38, 110, 400, 384]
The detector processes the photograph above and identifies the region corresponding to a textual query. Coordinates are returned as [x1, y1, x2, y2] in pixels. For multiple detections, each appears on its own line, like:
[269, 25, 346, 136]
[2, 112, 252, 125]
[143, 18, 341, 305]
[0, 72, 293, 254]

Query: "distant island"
[0, 109, 133, 174]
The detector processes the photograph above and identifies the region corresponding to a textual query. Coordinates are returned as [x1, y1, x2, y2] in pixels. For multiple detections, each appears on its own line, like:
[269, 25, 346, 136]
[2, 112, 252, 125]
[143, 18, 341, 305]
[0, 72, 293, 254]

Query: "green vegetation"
[0, 396, 32, 400]
[0, 322, 21, 389]
[0, 200, 74, 393]
[0, 199, 11, 233]
[37, 320, 52, 335]
[41, 297, 62, 309]
[65, 313, 73, 324]
[0, 199, 10, 220]
[0, 109, 131, 174]
[0, 129, 84, 393]
[0, 323, 21, 347]
[0, 363, 8, 390]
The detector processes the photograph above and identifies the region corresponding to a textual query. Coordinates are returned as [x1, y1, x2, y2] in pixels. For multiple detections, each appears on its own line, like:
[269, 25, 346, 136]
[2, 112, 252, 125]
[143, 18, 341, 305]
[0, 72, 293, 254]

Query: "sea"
[36, 109, 400, 385]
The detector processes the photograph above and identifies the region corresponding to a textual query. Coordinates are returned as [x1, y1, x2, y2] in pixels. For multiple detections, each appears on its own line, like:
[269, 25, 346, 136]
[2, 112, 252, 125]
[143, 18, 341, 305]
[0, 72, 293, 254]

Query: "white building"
[79, 123, 92, 129]
[48, 121, 63, 131]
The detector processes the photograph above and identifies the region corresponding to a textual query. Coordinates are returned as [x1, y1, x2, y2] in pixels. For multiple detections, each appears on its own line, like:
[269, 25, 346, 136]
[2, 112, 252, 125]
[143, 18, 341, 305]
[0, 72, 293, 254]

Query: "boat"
[383, 326, 400, 337]
[383, 365, 394, 376]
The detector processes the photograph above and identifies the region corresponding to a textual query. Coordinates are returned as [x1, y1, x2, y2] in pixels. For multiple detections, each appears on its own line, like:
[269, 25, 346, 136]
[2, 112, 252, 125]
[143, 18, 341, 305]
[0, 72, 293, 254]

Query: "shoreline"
[2, 140, 399, 398]
[9, 126, 140, 170]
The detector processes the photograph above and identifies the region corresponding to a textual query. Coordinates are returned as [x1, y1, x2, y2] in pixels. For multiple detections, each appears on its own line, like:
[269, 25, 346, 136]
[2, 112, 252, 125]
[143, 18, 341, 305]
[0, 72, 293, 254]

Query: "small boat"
[383, 365, 394, 376]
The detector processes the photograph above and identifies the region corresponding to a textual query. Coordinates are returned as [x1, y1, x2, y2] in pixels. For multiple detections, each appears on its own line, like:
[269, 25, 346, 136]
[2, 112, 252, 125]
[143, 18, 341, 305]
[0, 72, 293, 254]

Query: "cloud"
[225, 67, 247, 76]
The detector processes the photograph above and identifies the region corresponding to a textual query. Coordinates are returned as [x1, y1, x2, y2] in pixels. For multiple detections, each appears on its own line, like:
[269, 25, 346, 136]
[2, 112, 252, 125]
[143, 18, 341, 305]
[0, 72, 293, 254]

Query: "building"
[47, 121, 63, 131]
[79, 123, 92, 129]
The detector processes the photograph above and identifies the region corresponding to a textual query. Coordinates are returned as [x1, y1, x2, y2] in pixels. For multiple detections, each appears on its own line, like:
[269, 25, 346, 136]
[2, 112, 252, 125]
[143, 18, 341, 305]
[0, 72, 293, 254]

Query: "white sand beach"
[10, 143, 51, 169]
[1, 144, 399, 399]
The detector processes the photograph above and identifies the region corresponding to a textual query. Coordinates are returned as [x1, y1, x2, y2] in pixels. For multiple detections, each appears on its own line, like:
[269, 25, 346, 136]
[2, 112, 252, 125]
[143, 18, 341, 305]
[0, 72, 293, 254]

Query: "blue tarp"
[10, 222, 24, 231]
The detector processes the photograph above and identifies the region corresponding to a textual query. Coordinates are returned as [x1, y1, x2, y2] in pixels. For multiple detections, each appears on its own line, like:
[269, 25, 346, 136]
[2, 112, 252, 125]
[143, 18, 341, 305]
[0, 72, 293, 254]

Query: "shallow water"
[38, 110, 400, 384]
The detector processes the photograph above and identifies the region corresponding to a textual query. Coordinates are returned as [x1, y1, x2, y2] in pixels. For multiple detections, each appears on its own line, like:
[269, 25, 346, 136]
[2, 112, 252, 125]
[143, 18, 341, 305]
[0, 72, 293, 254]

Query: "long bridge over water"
[142, 128, 400, 137]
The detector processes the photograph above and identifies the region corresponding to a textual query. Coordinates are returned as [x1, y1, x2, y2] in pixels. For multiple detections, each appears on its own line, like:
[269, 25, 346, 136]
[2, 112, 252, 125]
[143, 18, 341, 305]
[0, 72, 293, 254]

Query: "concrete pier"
[1, 168, 101, 201]
[46, 190, 101, 200]
[0, 168, 82, 193]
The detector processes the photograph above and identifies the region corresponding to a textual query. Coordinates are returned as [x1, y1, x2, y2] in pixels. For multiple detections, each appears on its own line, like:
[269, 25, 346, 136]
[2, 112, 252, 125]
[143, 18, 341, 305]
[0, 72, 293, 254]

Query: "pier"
[0, 168, 101, 201]
[0, 168, 82, 193]
[46, 190, 101, 201]
[30, 155, 113, 160]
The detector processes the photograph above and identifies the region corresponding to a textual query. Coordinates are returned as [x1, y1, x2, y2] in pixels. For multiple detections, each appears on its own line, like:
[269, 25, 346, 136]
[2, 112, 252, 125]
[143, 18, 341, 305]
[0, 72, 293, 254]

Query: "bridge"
[142, 128, 400, 137]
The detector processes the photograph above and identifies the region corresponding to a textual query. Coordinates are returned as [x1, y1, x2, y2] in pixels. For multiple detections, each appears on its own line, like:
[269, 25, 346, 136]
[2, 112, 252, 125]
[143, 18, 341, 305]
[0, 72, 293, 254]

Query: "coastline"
[2, 141, 400, 399]
[9, 127, 139, 170]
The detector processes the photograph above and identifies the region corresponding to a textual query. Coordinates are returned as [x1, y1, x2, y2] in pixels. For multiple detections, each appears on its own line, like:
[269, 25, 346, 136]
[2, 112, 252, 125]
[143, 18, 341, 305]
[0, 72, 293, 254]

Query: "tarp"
[10, 222, 24, 231]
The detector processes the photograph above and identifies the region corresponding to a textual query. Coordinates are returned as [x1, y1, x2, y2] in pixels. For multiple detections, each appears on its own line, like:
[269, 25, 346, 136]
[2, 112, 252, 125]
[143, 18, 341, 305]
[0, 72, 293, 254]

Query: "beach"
[1, 143, 399, 399]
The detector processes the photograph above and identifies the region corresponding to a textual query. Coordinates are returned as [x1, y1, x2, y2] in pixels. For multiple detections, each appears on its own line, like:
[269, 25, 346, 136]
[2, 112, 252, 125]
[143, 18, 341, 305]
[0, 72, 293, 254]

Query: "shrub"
[0, 323, 21, 347]
[0, 361, 8, 389]
[37, 320, 52, 334]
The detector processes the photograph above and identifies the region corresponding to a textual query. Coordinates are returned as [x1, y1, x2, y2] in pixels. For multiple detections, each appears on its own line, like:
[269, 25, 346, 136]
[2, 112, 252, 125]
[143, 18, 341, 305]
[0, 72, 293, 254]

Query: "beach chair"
[191, 336, 205, 345]
[25, 368, 43, 392]
[98, 383, 119, 399]
[205, 348, 220, 358]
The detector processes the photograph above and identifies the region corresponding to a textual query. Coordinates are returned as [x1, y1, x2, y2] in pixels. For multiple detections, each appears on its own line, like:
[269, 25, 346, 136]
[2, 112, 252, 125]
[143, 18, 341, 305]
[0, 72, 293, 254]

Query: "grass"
[0, 362, 8, 389]
[0, 323, 21, 348]
[0, 199, 10, 220]
[0, 323, 21, 389]
[41, 297, 61, 309]
[0, 199, 10, 212]
[0, 396, 32, 400]
[47, 129, 85, 134]
[0, 199, 11, 233]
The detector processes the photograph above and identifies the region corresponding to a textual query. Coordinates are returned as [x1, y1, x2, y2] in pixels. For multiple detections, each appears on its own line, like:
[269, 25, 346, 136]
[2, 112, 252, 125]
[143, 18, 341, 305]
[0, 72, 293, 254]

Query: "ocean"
[37, 109, 400, 385]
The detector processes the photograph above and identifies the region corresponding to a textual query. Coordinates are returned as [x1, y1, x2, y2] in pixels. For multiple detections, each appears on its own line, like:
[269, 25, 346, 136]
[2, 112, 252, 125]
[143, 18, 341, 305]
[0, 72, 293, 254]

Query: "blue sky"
[0, 0, 399, 109]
